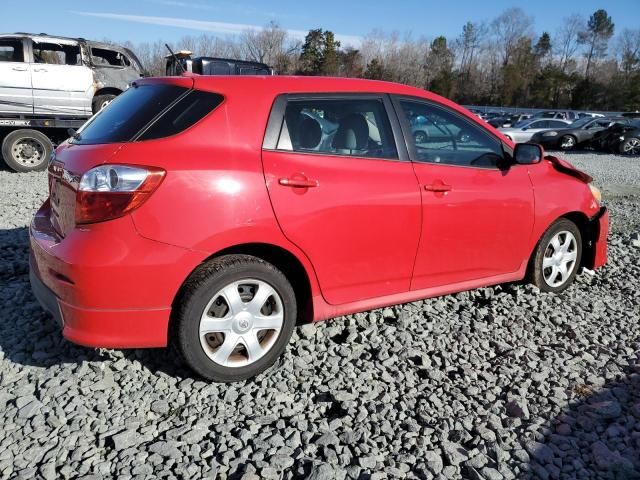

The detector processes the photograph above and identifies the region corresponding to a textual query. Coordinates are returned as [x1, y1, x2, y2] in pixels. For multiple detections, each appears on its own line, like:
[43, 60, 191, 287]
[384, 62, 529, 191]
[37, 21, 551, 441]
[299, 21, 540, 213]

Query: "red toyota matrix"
[30, 76, 608, 382]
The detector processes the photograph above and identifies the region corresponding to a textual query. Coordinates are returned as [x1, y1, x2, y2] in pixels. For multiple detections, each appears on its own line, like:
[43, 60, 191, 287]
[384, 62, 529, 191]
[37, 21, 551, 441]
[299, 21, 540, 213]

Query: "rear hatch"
[47, 77, 222, 237]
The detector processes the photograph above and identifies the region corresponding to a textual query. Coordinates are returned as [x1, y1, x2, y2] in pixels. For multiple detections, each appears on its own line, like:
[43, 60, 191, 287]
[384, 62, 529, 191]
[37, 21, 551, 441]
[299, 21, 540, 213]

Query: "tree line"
[126, 8, 640, 111]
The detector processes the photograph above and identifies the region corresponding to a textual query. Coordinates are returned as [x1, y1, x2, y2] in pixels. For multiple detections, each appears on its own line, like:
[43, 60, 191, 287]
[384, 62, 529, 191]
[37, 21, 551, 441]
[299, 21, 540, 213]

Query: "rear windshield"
[73, 84, 223, 145]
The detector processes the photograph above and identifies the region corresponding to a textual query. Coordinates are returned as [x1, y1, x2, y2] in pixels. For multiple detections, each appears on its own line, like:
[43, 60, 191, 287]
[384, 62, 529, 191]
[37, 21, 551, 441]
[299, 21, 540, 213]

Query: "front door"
[30, 39, 93, 116]
[0, 37, 33, 114]
[394, 97, 535, 290]
[262, 95, 421, 305]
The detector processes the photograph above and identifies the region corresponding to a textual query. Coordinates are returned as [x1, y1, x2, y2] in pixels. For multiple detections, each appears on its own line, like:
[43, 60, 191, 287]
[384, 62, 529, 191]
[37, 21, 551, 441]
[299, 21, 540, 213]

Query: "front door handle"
[424, 182, 451, 192]
[279, 176, 318, 188]
[12, 66, 28, 71]
[33, 68, 48, 72]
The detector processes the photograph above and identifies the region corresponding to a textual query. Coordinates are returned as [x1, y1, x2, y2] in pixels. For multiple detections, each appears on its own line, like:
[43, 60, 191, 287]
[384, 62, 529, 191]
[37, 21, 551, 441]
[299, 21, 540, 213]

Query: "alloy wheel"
[542, 231, 578, 288]
[623, 138, 640, 155]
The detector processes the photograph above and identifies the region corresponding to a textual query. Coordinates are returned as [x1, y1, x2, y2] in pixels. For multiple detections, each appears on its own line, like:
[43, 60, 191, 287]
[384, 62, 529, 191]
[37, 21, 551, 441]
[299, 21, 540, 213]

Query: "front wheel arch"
[526, 212, 594, 278]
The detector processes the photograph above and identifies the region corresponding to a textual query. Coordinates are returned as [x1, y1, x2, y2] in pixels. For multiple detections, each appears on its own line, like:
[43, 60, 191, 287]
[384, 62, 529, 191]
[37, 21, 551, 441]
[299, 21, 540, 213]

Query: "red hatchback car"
[30, 76, 608, 382]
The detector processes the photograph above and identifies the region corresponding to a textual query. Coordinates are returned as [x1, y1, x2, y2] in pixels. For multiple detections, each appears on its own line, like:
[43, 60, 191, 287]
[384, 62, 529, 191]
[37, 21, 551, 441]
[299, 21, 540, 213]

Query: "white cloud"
[72, 11, 362, 46]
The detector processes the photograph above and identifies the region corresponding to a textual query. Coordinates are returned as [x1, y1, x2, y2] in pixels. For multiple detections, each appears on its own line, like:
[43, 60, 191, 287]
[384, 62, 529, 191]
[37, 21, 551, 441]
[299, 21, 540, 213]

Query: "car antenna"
[165, 44, 186, 75]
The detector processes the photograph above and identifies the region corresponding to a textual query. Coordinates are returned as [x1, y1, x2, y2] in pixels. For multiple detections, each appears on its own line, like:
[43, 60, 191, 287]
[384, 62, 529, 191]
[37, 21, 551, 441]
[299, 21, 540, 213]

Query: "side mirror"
[514, 143, 544, 165]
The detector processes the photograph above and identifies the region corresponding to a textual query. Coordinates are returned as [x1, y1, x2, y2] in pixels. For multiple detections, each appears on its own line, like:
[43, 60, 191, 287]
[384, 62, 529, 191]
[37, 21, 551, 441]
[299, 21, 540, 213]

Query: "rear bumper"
[29, 201, 206, 348]
[29, 266, 63, 328]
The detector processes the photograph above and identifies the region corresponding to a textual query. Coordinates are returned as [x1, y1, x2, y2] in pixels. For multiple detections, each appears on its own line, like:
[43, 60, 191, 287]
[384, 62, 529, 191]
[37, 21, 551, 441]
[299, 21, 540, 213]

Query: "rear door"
[393, 97, 535, 290]
[30, 38, 93, 116]
[0, 37, 33, 114]
[262, 94, 421, 305]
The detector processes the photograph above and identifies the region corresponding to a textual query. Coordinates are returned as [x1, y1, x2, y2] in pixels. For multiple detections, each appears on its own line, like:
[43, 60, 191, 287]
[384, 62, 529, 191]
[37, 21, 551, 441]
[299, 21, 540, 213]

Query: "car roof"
[1, 33, 129, 52]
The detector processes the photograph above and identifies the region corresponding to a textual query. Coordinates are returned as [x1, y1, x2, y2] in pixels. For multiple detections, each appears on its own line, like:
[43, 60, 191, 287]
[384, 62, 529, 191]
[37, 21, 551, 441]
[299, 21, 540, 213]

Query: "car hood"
[544, 154, 592, 183]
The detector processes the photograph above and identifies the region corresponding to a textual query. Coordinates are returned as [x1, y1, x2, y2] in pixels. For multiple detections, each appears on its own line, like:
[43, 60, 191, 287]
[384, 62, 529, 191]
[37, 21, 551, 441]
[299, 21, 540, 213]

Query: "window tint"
[0, 39, 24, 62]
[138, 90, 223, 140]
[91, 47, 130, 67]
[73, 84, 187, 144]
[33, 42, 81, 65]
[399, 100, 503, 168]
[73, 84, 222, 145]
[277, 98, 397, 159]
[529, 120, 547, 128]
[549, 120, 569, 128]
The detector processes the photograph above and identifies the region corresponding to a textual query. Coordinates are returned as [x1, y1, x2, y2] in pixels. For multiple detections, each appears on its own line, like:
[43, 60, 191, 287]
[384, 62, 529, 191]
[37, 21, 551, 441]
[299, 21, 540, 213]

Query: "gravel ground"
[0, 152, 639, 480]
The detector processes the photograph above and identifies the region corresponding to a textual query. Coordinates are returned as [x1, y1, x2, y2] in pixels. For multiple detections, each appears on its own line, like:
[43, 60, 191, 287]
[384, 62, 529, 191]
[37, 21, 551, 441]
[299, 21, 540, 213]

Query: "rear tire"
[414, 130, 428, 144]
[529, 219, 582, 293]
[172, 255, 297, 382]
[1, 129, 52, 172]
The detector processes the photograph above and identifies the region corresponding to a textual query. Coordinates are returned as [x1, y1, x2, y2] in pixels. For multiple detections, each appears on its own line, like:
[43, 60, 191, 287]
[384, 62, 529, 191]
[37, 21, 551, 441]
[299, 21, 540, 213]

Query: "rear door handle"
[12, 66, 28, 71]
[33, 68, 47, 72]
[424, 182, 451, 192]
[278, 176, 318, 188]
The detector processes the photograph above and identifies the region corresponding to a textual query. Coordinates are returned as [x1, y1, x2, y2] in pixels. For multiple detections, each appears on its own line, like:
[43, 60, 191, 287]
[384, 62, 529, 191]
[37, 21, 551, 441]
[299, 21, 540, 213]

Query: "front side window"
[276, 98, 397, 159]
[399, 100, 503, 168]
[0, 39, 24, 62]
[91, 47, 130, 67]
[33, 41, 81, 65]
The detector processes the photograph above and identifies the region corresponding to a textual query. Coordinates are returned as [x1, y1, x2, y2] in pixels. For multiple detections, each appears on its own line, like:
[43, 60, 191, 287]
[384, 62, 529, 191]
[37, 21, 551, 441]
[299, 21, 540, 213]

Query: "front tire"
[620, 137, 640, 155]
[172, 255, 297, 382]
[529, 219, 582, 293]
[559, 134, 577, 150]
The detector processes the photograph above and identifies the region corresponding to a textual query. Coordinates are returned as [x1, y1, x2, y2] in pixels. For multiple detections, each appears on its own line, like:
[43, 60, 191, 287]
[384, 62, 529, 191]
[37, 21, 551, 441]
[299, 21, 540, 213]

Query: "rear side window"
[276, 98, 398, 159]
[73, 84, 222, 145]
[0, 39, 24, 62]
[138, 90, 223, 140]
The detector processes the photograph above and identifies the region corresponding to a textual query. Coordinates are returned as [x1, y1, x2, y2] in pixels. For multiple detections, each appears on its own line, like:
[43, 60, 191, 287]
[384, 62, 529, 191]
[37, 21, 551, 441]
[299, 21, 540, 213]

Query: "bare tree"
[554, 14, 584, 73]
[240, 22, 300, 73]
[491, 8, 534, 66]
[617, 29, 640, 75]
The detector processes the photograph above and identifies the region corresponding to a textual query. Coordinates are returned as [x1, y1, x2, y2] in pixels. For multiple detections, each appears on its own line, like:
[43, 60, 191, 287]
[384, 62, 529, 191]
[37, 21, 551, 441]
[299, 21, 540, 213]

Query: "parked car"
[30, 76, 608, 382]
[530, 116, 615, 150]
[487, 113, 532, 128]
[165, 50, 273, 76]
[530, 110, 580, 122]
[499, 118, 572, 143]
[409, 111, 469, 143]
[590, 118, 640, 154]
[0, 33, 145, 117]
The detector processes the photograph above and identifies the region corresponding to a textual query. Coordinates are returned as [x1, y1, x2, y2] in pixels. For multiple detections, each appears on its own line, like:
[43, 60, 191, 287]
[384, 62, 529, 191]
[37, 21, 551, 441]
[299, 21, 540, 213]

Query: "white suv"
[0, 33, 144, 117]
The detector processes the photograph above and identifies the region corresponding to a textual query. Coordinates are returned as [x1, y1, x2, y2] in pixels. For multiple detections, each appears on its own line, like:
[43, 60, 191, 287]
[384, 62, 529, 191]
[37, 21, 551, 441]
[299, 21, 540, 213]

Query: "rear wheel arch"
[172, 242, 315, 327]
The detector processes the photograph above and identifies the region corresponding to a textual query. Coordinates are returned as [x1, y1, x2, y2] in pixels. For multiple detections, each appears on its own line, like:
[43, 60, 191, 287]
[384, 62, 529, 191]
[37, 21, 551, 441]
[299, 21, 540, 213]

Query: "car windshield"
[513, 120, 533, 128]
[570, 117, 593, 129]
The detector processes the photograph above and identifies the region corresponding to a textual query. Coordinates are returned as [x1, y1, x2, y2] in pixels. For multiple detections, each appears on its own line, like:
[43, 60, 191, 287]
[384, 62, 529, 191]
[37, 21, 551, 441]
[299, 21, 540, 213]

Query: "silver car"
[499, 119, 572, 143]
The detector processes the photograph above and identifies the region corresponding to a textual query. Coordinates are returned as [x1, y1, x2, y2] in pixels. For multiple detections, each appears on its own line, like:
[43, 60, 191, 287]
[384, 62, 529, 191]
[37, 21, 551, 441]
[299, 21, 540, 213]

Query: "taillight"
[75, 165, 165, 224]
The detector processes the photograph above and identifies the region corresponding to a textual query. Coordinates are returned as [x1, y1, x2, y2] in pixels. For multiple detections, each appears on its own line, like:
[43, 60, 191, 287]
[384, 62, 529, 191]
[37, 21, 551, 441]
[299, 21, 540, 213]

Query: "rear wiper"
[67, 128, 81, 141]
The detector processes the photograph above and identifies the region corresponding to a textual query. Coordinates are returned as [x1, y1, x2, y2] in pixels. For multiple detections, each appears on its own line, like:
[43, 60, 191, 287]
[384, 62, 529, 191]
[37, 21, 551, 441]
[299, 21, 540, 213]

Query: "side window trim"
[262, 93, 409, 162]
[390, 94, 512, 167]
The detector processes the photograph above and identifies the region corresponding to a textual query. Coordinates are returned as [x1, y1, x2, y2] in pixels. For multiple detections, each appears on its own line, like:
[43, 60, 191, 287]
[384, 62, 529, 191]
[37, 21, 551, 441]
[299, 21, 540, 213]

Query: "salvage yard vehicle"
[0, 33, 145, 171]
[165, 50, 273, 76]
[530, 116, 615, 151]
[590, 118, 640, 155]
[499, 118, 572, 143]
[29, 76, 609, 382]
